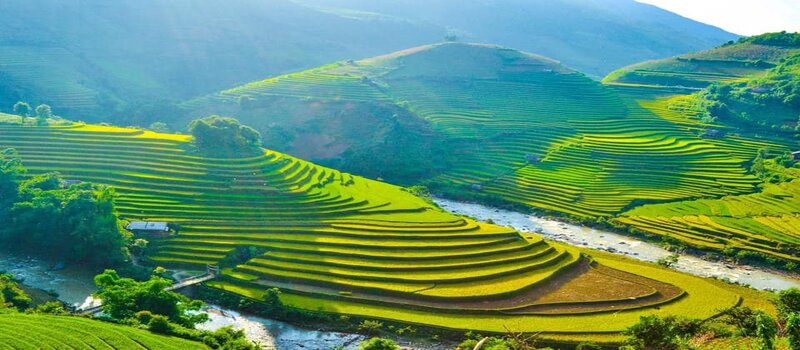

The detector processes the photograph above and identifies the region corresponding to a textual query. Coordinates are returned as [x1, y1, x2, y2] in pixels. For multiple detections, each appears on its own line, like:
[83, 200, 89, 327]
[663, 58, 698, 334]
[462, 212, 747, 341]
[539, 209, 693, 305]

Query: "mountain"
[0, 121, 755, 342]
[295, 0, 739, 77]
[0, 0, 736, 122]
[0, 0, 441, 122]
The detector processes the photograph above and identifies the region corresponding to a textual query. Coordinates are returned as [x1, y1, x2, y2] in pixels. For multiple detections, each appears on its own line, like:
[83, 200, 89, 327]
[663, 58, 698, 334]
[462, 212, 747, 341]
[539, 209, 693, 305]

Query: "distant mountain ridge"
[0, 0, 736, 122]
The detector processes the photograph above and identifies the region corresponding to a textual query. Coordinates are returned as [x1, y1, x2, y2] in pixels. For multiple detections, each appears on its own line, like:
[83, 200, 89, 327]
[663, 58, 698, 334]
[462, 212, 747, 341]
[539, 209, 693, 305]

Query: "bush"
[624, 315, 704, 350]
[358, 337, 400, 350]
[778, 288, 800, 317]
[148, 315, 174, 334]
[357, 320, 384, 335]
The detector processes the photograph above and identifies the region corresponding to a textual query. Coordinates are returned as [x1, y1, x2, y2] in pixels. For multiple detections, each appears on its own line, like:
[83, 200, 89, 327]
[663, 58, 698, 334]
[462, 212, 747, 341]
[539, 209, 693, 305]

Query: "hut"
[126, 221, 171, 236]
[792, 151, 800, 161]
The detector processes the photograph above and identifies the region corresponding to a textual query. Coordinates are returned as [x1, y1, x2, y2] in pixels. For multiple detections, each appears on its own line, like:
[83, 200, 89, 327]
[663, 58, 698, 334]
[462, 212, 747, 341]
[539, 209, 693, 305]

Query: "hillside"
[0, 122, 762, 342]
[185, 43, 776, 217]
[604, 32, 800, 89]
[0, 314, 206, 350]
[0, 0, 736, 122]
[603, 33, 800, 264]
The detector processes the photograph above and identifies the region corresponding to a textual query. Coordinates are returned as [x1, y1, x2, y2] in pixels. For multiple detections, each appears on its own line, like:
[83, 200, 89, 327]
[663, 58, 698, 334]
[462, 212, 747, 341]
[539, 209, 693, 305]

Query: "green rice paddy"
[0, 122, 758, 341]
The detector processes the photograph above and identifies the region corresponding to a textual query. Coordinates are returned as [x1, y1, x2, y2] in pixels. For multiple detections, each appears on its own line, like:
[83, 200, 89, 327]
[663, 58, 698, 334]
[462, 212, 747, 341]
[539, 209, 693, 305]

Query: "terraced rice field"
[618, 175, 800, 262]
[0, 123, 753, 340]
[0, 47, 99, 113]
[197, 43, 773, 218]
[0, 314, 206, 350]
[604, 42, 800, 89]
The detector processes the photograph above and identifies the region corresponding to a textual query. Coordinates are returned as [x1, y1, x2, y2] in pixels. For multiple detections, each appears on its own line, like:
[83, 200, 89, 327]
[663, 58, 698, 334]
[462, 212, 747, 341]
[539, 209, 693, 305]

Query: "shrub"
[358, 320, 384, 335]
[624, 315, 704, 350]
[147, 315, 174, 334]
[358, 337, 400, 350]
[785, 313, 800, 350]
[778, 288, 800, 318]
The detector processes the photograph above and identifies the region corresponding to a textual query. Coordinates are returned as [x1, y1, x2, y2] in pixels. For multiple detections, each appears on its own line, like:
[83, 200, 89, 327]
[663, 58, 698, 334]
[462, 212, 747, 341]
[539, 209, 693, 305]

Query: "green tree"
[0, 149, 24, 220]
[12, 102, 31, 122]
[358, 338, 400, 350]
[93, 269, 208, 328]
[188, 116, 262, 156]
[4, 172, 130, 266]
[34, 104, 52, 125]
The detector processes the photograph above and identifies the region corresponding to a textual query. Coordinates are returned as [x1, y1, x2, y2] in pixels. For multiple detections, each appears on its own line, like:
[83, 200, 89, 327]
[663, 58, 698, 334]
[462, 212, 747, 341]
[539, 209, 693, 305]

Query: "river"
[435, 198, 800, 291]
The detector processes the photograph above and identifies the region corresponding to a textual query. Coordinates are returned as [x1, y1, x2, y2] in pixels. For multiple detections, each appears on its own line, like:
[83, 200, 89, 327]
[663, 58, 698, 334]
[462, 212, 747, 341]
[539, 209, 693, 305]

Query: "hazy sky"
[637, 0, 800, 36]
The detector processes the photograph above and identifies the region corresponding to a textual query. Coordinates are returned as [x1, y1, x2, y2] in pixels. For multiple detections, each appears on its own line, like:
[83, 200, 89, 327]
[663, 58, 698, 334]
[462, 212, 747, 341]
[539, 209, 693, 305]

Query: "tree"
[358, 338, 400, 350]
[3, 172, 131, 266]
[12, 102, 31, 122]
[34, 104, 52, 125]
[0, 149, 24, 228]
[93, 269, 208, 328]
[188, 116, 262, 156]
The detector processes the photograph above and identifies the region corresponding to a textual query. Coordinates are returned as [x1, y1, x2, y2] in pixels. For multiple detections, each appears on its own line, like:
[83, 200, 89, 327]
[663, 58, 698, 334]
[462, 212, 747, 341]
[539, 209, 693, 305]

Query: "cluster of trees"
[0, 149, 131, 267]
[11, 101, 53, 125]
[0, 273, 70, 315]
[188, 115, 262, 156]
[93, 269, 257, 349]
[624, 288, 800, 350]
[699, 52, 800, 138]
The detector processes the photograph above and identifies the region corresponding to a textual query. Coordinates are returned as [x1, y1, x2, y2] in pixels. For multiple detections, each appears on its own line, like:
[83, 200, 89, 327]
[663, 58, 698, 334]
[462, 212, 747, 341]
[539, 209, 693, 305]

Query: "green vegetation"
[0, 122, 763, 342]
[187, 43, 773, 219]
[620, 288, 800, 350]
[188, 115, 262, 156]
[93, 269, 207, 328]
[0, 152, 130, 266]
[0, 272, 209, 349]
[191, 38, 800, 264]
[0, 314, 208, 350]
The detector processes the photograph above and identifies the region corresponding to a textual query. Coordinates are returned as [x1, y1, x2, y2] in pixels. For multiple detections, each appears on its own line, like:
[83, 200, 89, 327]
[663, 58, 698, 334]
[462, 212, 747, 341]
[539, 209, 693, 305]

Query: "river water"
[435, 198, 800, 291]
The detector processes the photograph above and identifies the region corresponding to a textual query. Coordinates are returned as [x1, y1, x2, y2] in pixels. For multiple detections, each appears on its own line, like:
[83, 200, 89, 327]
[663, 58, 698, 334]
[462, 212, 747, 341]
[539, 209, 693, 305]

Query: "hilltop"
[0, 121, 766, 342]
[0, 0, 736, 122]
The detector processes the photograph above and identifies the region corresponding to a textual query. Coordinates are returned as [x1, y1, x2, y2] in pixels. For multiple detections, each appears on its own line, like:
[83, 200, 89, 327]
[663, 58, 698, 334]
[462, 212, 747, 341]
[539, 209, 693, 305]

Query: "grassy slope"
[0, 122, 757, 341]
[0, 314, 206, 350]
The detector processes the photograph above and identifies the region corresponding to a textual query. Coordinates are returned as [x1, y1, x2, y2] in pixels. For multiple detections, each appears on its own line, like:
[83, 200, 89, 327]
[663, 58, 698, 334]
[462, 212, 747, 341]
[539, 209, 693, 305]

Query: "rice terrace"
[0, 1, 799, 350]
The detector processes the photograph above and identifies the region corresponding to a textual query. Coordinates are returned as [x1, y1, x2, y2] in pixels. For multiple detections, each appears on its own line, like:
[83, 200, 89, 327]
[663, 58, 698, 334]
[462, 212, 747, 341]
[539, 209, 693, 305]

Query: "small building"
[126, 221, 171, 236]
[792, 151, 800, 161]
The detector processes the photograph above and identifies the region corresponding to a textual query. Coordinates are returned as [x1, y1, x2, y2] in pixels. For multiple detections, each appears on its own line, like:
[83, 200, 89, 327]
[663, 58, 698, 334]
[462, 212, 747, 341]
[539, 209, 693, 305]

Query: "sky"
[636, 0, 800, 36]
